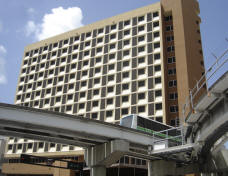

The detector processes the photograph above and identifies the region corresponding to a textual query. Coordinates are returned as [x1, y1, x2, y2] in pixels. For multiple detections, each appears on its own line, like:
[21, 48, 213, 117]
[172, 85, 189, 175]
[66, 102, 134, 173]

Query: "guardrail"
[182, 48, 228, 120]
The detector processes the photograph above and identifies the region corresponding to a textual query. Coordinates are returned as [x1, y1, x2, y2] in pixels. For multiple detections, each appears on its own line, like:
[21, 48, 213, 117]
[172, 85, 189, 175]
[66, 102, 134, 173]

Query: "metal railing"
[182, 48, 228, 120]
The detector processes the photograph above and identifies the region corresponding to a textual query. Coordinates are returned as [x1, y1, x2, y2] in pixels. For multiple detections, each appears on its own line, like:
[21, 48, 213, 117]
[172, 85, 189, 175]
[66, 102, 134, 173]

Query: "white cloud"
[25, 6, 83, 41]
[0, 45, 7, 84]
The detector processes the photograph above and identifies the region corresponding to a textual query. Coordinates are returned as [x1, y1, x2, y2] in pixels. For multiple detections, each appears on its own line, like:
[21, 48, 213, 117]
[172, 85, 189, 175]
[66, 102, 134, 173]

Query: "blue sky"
[0, 0, 227, 147]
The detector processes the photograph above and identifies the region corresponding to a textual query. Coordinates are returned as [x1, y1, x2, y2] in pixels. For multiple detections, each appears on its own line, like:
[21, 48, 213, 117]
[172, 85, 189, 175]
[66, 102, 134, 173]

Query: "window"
[66, 105, 72, 111]
[138, 68, 145, 75]
[97, 37, 103, 43]
[138, 93, 145, 100]
[123, 50, 130, 56]
[155, 65, 161, 72]
[168, 57, 176, 64]
[95, 67, 101, 74]
[62, 48, 67, 54]
[94, 78, 100, 84]
[138, 80, 145, 87]
[123, 60, 129, 67]
[93, 89, 99, 96]
[122, 83, 129, 90]
[44, 99, 50, 105]
[61, 57, 66, 63]
[84, 50, 90, 56]
[166, 25, 173, 31]
[165, 15, 172, 21]
[167, 46, 175, 52]
[60, 66, 65, 72]
[138, 106, 145, 113]
[38, 142, 44, 148]
[68, 83, 74, 90]
[95, 57, 102, 64]
[58, 76, 64, 82]
[153, 21, 159, 27]
[96, 47, 102, 53]
[154, 42, 160, 49]
[168, 68, 176, 75]
[155, 77, 161, 84]
[98, 28, 104, 34]
[67, 94, 73, 100]
[156, 117, 163, 122]
[93, 101, 99, 107]
[169, 93, 178, 100]
[138, 25, 145, 32]
[72, 54, 77, 60]
[138, 57, 145, 64]
[8, 144, 13, 150]
[43, 46, 48, 51]
[109, 43, 116, 50]
[108, 64, 115, 71]
[122, 108, 128, 115]
[122, 72, 129, 79]
[83, 60, 89, 66]
[85, 41, 90, 47]
[106, 111, 113, 117]
[167, 35, 174, 42]
[138, 16, 144, 22]
[86, 32, 91, 38]
[50, 143, 55, 148]
[124, 30, 130, 36]
[107, 86, 114, 93]
[169, 80, 177, 87]
[110, 34, 116, 40]
[46, 88, 51, 94]
[154, 53, 160, 60]
[122, 96, 129, 103]
[107, 98, 113, 105]
[138, 46, 145, 53]
[56, 96, 61, 102]
[109, 53, 115, 60]
[18, 144, 23, 150]
[153, 12, 159, 17]
[155, 103, 162, 110]
[70, 73, 75, 79]
[92, 113, 98, 119]
[53, 42, 58, 47]
[124, 20, 130, 26]
[155, 90, 162, 97]
[57, 86, 62, 92]
[154, 32, 159, 38]
[81, 81, 87, 87]
[25, 52, 30, 57]
[138, 36, 145, 42]
[170, 106, 178, 113]
[111, 24, 116, 30]
[79, 103, 85, 109]
[124, 39, 130, 46]
[64, 39, 69, 45]
[34, 49, 39, 54]
[71, 63, 76, 69]
[80, 92, 86, 98]
[28, 143, 33, 149]
[108, 75, 114, 81]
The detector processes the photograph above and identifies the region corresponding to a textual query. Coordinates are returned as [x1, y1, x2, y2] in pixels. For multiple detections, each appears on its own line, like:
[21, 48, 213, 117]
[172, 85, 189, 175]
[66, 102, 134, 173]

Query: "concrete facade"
[0, 137, 6, 176]
[3, 0, 204, 175]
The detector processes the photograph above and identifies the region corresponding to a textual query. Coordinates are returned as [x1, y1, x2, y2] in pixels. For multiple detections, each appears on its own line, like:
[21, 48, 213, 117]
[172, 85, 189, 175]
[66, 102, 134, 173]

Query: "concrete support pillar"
[91, 166, 106, 176]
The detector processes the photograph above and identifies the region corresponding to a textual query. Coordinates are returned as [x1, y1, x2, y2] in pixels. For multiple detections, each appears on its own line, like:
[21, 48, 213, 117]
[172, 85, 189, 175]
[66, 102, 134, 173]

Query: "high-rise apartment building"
[3, 0, 205, 175]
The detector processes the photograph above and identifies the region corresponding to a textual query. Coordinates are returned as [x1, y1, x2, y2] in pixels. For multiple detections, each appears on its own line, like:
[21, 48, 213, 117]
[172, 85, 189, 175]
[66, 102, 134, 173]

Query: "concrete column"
[91, 166, 106, 176]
